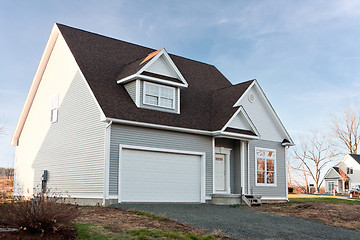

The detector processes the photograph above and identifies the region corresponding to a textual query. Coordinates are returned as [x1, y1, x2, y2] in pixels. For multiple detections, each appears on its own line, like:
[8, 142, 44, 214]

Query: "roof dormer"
[117, 49, 186, 114]
[117, 48, 188, 87]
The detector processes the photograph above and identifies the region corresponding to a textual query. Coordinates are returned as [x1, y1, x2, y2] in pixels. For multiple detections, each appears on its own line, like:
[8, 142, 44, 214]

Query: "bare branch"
[290, 133, 340, 193]
[331, 103, 360, 154]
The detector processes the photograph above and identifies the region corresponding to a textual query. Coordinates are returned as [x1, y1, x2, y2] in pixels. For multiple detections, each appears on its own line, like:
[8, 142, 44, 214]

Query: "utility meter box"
[41, 170, 48, 181]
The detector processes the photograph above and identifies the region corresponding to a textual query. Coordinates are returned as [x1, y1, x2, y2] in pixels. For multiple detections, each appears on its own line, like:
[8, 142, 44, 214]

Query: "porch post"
[240, 141, 245, 195]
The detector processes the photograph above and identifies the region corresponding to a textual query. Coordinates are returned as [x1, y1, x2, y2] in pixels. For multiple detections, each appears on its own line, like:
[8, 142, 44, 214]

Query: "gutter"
[105, 118, 260, 140]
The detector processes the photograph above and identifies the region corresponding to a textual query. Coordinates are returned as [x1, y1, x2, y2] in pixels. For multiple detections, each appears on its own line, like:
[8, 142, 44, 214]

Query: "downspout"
[103, 120, 112, 206]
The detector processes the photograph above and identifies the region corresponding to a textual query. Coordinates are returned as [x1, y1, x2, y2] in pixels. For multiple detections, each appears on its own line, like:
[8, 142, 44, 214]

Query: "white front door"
[215, 154, 226, 191]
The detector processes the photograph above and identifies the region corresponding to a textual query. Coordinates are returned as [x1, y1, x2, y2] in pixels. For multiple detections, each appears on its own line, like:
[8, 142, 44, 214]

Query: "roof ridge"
[56, 23, 217, 68]
[213, 79, 255, 92]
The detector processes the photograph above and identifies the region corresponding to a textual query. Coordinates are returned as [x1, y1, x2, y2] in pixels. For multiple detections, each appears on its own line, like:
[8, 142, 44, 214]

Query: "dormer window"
[143, 82, 175, 109]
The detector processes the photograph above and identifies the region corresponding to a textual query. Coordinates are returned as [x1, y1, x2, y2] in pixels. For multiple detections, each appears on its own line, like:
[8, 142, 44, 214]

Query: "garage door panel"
[121, 148, 201, 202]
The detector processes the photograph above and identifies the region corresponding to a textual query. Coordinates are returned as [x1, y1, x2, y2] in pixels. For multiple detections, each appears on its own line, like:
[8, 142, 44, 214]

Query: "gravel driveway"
[112, 203, 360, 239]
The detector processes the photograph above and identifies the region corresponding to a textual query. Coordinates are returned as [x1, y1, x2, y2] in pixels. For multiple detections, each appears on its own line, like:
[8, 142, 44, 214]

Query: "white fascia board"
[117, 74, 187, 88]
[138, 75, 187, 87]
[220, 106, 260, 137]
[136, 48, 188, 87]
[235, 80, 294, 145]
[233, 80, 256, 107]
[11, 24, 60, 146]
[116, 74, 137, 84]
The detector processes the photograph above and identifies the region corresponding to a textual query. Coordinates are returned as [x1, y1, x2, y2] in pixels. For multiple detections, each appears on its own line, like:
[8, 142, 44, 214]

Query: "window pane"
[267, 159, 274, 171]
[267, 151, 274, 158]
[145, 84, 159, 96]
[160, 98, 173, 108]
[145, 95, 158, 105]
[257, 149, 265, 157]
[257, 158, 265, 170]
[161, 87, 174, 99]
[257, 171, 265, 183]
[267, 172, 274, 184]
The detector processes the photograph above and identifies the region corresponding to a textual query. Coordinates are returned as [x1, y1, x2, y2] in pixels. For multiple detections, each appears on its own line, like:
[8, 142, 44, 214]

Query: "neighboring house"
[323, 154, 360, 193]
[11, 23, 294, 206]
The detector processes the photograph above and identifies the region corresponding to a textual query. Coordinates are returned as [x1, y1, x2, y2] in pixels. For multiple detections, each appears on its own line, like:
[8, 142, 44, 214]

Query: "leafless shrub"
[0, 188, 78, 235]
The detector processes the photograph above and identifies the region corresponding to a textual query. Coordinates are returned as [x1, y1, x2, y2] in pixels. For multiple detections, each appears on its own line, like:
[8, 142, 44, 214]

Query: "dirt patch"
[76, 206, 205, 235]
[255, 202, 360, 230]
[1, 206, 208, 239]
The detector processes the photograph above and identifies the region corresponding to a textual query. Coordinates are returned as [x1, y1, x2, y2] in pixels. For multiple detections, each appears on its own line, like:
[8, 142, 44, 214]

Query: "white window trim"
[255, 147, 277, 187]
[143, 81, 176, 109]
[50, 93, 59, 123]
[118, 144, 206, 203]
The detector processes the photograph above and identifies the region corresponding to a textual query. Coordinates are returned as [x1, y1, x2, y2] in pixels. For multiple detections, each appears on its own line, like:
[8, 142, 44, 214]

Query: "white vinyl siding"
[143, 81, 175, 109]
[239, 87, 284, 142]
[146, 55, 178, 78]
[14, 34, 106, 199]
[124, 81, 136, 103]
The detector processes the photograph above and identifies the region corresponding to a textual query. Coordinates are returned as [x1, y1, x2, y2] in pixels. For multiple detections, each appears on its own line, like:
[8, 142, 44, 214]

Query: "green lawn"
[288, 194, 360, 205]
[74, 223, 218, 240]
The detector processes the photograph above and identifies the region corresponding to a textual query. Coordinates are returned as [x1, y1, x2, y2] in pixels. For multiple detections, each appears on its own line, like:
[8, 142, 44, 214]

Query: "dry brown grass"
[0, 177, 13, 201]
[76, 206, 205, 235]
[256, 200, 360, 230]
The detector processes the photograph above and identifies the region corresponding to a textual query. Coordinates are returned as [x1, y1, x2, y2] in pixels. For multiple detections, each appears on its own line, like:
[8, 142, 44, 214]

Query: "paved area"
[112, 203, 360, 240]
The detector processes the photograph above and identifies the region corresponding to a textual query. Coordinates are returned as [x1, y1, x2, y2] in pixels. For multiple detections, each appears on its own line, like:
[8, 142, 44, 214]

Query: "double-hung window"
[256, 148, 276, 186]
[143, 82, 175, 109]
[347, 167, 353, 174]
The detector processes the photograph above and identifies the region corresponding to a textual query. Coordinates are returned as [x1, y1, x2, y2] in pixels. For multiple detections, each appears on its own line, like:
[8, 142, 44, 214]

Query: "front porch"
[212, 137, 261, 206]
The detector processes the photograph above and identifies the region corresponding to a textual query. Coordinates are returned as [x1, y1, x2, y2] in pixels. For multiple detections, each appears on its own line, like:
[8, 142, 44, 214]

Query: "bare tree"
[4, 168, 14, 179]
[331, 104, 360, 154]
[291, 134, 340, 193]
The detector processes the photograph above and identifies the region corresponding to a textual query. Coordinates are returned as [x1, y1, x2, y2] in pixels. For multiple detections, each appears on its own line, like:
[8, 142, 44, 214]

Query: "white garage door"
[120, 147, 203, 202]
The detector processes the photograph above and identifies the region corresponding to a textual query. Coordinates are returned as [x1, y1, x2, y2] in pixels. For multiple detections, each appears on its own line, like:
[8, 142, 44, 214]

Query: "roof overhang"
[105, 117, 260, 140]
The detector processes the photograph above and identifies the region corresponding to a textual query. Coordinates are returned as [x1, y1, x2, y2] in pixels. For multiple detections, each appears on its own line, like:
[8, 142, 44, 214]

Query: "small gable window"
[347, 167, 353, 174]
[50, 93, 59, 123]
[143, 82, 175, 109]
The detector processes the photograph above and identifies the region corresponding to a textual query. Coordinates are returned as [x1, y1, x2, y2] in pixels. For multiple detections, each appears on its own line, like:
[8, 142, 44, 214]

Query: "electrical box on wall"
[41, 170, 48, 181]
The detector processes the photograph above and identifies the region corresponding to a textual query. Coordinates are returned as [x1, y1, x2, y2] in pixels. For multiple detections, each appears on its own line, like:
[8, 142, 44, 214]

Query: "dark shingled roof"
[350, 154, 360, 165]
[333, 167, 340, 174]
[57, 23, 254, 132]
[224, 127, 257, 136]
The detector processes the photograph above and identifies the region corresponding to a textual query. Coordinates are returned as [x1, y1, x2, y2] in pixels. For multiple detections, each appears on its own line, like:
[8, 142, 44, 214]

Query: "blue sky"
[1, 1, 360, 167]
